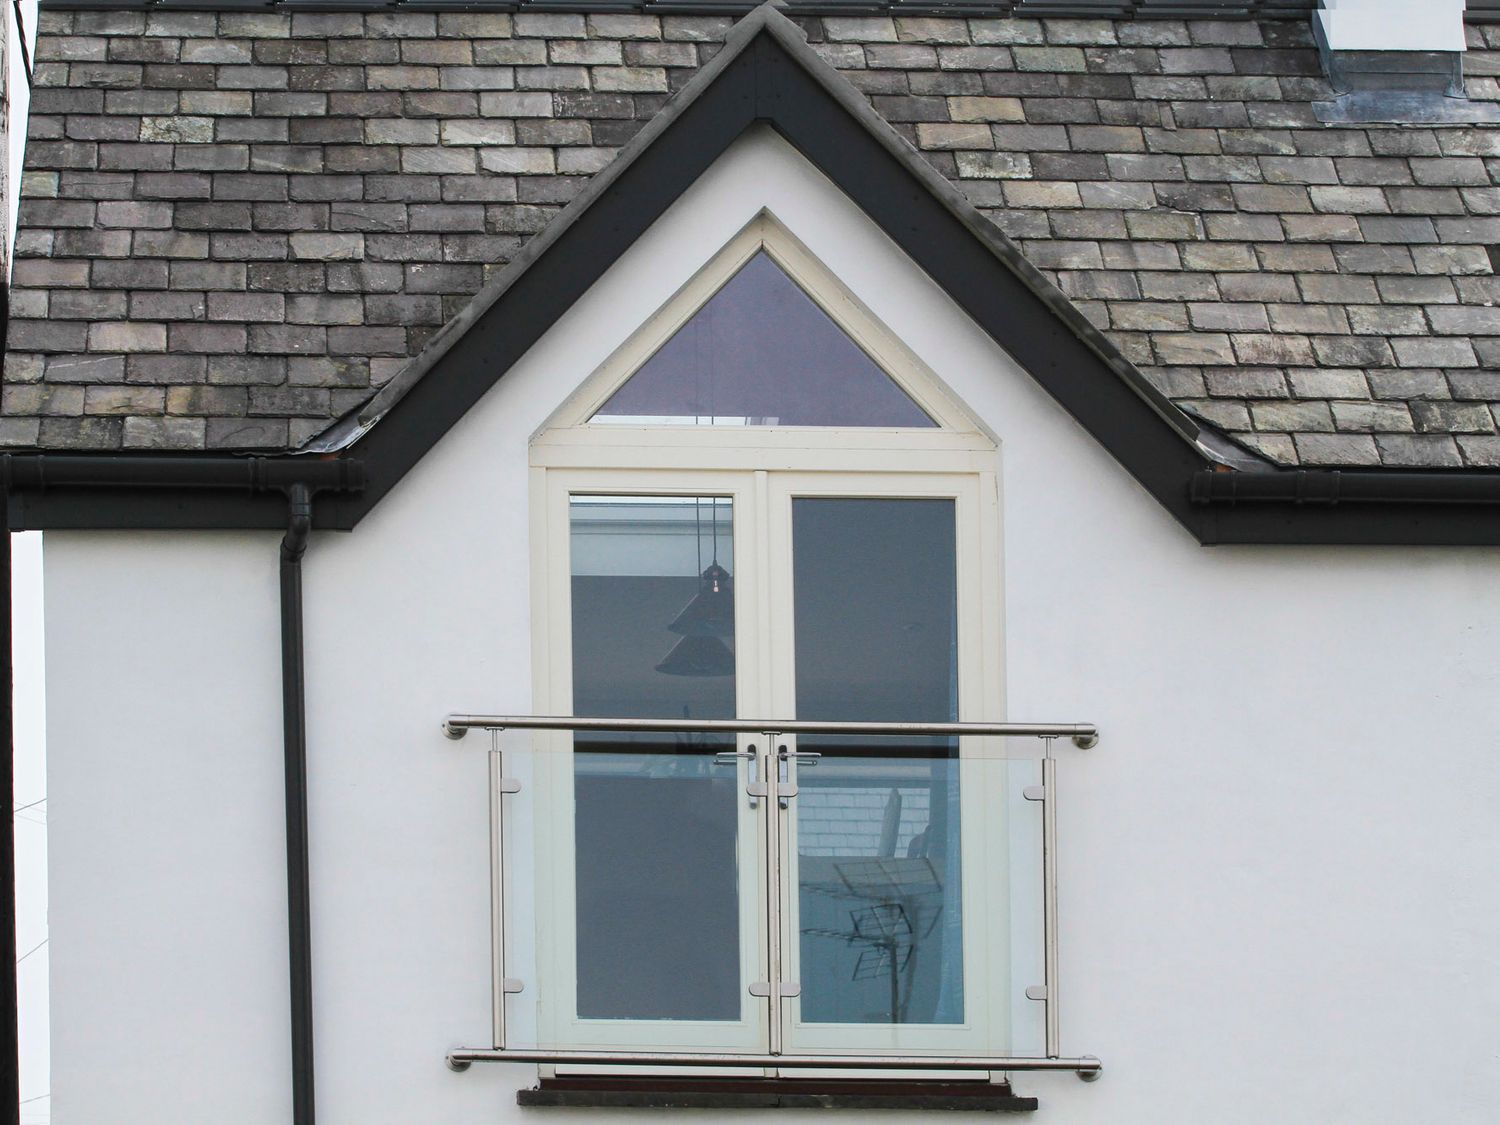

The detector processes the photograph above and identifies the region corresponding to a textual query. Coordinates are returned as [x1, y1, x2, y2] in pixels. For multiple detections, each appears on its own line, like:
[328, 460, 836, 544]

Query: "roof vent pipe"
[1312, 0, 1499, 122]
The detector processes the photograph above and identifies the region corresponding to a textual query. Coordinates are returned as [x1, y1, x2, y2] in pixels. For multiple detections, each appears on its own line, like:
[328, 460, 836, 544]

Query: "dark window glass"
[569, 496, 741, 1021]
[593, 253, 936, 428]
[791, 498, 963, 1025]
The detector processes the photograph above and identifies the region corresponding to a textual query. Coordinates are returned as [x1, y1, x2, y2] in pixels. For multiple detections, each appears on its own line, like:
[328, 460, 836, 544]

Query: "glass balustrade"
[481, 726, 1052, 1063]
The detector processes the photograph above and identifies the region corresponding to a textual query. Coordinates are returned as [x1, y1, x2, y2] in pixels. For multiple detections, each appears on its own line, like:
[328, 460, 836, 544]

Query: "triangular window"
[590, 252, 936, 428]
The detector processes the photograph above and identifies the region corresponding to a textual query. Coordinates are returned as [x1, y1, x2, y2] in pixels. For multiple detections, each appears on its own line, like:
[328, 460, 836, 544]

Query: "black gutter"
[0, 454, 360, 495]
[0, 453, 363, 1125]
[1191, 469, 1500, 507]
[1187, 467, 1500, 545]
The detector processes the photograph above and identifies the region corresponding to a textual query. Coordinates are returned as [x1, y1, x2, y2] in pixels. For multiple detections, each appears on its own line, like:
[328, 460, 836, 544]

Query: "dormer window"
[458, 213, 1073, 1068]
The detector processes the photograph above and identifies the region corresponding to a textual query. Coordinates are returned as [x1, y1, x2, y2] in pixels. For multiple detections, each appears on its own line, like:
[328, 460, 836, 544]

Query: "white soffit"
[1316, 0, 1468, 54]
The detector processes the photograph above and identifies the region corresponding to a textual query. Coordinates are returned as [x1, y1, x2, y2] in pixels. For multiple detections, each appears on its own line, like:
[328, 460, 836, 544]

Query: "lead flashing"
[1311, 10, 1500, 123]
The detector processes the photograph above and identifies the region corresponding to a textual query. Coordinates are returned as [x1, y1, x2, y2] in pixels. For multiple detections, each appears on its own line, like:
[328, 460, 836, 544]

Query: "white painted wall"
[43, 533, 291, 1121]
[43, 129, 1500, 1123]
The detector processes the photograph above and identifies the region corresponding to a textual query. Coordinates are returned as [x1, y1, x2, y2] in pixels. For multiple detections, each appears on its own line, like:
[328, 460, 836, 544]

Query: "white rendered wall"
[44, 129, 1500, 1123]
[43, 532, 290, 1120]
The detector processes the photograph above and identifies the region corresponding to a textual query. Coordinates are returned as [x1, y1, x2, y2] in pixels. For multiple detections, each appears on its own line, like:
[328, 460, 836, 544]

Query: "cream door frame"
[522, 209, 1013, 1056]
[528, 467, 769, 1053]
[526, 466, 1014, 1057]
[763, 471, 1013, 1057]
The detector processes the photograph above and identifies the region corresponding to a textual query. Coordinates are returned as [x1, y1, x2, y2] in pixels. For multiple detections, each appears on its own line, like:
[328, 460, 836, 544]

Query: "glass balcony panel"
[783, 747, 1047, 1058]
[574, 743, 742, 1022]
[794, 751, 964, 1027]
[499, 732, 765, 1054]
[498, 732, 1047, 1059]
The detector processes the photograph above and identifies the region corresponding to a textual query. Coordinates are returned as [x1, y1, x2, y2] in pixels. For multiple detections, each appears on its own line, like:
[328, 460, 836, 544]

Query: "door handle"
[775, 744, 819, 802]
[714, 746, 763, 805]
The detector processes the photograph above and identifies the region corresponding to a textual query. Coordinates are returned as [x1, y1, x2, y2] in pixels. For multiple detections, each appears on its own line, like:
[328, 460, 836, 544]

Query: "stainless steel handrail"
[447, 1048, 1103, 1079]
[444, 713, 1099, 749]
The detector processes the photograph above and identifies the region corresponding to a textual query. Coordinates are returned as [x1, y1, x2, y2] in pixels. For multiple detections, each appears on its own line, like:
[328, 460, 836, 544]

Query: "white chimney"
[1317, 0, 1467, 55]
[1313, 0, 1494, 121]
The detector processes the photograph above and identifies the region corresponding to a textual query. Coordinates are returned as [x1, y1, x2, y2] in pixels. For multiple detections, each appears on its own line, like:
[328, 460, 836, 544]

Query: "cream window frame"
[531, 210, 998, 475]
[521, 210, 1018, 1059]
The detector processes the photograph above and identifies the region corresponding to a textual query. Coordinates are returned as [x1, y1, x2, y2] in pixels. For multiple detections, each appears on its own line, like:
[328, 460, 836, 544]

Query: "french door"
[526, 467, 1028, 1058]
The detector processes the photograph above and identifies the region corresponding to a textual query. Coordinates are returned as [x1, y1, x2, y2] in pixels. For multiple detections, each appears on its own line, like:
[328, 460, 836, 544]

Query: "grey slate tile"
[7, 12, 1500, 464]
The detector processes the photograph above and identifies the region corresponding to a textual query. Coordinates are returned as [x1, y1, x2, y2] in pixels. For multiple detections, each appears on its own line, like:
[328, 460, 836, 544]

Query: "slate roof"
[7, 8, 1500, 468]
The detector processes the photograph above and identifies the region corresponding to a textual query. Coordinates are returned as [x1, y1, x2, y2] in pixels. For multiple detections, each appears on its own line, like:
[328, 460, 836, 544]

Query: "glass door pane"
[572, 750, 740, 1020]
[536, 493, 762, 1050]
[786, 498, 964, 1035]
[790, 497, 957, 726]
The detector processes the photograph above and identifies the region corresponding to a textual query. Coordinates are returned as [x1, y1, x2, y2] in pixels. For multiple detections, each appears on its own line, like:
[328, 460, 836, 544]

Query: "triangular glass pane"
[592, 252, 937, 428]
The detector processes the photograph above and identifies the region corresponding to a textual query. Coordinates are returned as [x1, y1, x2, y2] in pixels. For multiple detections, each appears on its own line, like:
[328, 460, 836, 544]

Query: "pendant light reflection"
[656, 500, 735, 678]
[655, 634, 735, 677]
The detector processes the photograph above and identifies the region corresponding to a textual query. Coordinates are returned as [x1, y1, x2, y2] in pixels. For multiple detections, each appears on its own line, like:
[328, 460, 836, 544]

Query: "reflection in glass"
[573, 752, 739, 1020]
[592, 252, 936, 428]
[569, 496, 740, 1021]
[797, 757, 961, 1025]
[791, 498, 962, 1025]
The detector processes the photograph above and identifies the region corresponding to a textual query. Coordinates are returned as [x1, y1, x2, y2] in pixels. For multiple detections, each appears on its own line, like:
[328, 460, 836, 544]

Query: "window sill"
[517, 1077, 1039, 1112]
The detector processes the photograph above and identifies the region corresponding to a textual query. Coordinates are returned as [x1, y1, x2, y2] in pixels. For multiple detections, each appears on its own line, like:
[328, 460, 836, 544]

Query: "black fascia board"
[276, 18, 1500, 549]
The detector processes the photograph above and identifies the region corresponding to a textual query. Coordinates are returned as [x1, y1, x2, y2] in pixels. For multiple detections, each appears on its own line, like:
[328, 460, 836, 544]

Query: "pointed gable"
[304, 4, 1213, 538]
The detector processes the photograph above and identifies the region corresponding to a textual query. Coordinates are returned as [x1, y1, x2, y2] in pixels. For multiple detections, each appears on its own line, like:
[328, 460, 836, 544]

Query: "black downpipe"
[280, 483, 316, 1125]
